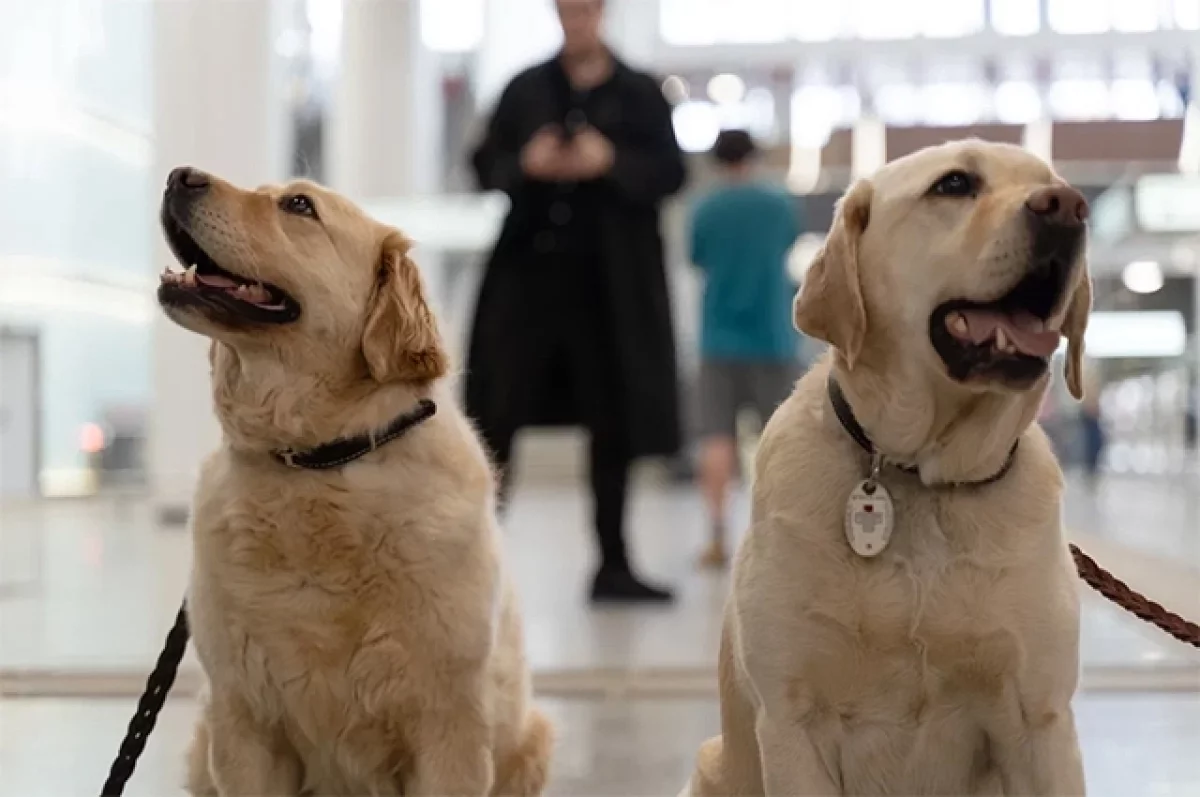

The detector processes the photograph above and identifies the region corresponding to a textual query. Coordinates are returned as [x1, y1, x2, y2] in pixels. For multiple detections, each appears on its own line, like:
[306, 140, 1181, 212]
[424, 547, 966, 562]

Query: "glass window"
[852, 0, 919, 40]
[991, 0, 1041, 35]
[1175, 0, 1200, 29]
[1110, 0, 1160, 32]
[790, 1, 846, 41]
[0, 0, 153, 486]
[660, 0, 720, 46]
[662, 0, 1196, 44]
[921, 0, 986, 38]
[1048, 0, 1110, 34]
[724, 0, 792, 43]
[662, 0, 794, 45]
[420, 0, 484, 53]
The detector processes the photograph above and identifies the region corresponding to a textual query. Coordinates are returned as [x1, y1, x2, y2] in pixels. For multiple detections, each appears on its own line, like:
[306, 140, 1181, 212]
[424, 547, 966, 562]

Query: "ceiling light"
[672, 101, 720, 153]
[1083, 310, 1186, 358]
[1122, 260, 1164, 294]
[707, 73, 746, 105]
[661, 75, 690, 105]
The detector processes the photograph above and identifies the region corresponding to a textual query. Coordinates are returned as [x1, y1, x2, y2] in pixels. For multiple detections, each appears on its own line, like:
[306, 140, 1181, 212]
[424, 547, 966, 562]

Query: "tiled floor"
[2, 694, 1198, 796]
[1, 477, 1199, 794]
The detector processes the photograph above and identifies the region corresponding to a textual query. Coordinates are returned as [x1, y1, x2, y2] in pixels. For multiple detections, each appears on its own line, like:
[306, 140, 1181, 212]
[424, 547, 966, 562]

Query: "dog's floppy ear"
[1062, 269, 1092, 400]
[793, 179, 873, 369]
[361, 231, 448, 384]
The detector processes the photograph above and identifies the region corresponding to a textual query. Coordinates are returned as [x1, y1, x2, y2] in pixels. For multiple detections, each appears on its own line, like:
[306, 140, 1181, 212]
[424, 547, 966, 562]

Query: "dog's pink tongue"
[196, 273, 238, 289]
[950, 309, 1061, 357]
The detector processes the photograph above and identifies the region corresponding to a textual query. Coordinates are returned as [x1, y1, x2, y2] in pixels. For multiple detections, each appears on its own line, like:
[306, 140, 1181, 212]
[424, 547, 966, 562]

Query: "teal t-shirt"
[689, 181, 801, 361]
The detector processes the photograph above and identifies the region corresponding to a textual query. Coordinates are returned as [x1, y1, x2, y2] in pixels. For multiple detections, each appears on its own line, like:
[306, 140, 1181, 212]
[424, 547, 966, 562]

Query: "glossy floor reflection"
[1064, 473, 1200, 567]
[1, 478, 1198, 677]
[2, 477, 1199, 795]
[1, 694, 1198, 797]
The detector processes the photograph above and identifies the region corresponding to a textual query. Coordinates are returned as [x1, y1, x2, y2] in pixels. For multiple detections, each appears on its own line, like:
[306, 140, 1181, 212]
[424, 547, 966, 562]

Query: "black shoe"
[589, 568, 676, 605]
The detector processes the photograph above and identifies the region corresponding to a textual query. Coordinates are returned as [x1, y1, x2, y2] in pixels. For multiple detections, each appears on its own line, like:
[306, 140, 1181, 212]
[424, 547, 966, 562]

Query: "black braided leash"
[100, 601, 190, 797]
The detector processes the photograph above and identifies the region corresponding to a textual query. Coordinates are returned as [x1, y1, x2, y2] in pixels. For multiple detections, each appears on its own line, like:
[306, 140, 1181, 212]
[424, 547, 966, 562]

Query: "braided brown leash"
[1070, 544, 1200, 649]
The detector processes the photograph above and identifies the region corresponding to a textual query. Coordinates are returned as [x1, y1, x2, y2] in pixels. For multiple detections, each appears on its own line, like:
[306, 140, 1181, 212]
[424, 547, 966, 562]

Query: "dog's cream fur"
[160, 173, 551, 796]
[682, 141, 1091, 796]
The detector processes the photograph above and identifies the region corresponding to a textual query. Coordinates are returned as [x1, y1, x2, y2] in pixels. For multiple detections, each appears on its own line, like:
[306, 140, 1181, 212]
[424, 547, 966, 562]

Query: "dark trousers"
[484, 255, 632, 574]
[493, 426, 630, 574]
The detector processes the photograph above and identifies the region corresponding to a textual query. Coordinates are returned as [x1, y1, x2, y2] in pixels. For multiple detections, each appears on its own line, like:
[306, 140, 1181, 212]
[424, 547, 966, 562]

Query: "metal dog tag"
[844, 478, 894, 558]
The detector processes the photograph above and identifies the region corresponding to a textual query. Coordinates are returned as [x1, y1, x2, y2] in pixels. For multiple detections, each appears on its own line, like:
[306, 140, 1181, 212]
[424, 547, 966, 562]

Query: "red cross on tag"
[846, 480, 894, 558]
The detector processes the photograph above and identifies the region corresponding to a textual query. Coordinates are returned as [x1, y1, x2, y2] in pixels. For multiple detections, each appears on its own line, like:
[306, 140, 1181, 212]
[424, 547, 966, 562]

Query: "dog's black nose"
[1025, 185, 1088, 227]
[167, 166, 210, 192]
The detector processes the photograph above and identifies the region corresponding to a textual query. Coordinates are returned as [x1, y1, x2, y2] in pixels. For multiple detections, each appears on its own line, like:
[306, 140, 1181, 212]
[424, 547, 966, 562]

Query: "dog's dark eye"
[281, 194, 318, 218]
[930, 170, 978, 197]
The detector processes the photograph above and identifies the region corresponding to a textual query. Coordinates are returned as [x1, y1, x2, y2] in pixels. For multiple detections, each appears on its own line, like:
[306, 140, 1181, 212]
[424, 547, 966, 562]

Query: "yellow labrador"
[157, 168, 552, 796]
[682, 141, 1091, 796]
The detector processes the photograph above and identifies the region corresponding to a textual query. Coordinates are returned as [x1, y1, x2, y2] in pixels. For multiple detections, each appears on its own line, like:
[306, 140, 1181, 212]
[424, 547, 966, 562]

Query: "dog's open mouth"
[929, 266, 1067, 386]
[159, 212, 300, 325]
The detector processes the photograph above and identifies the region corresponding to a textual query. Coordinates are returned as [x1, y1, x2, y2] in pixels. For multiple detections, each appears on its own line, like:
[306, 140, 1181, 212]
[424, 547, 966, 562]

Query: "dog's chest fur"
[187, 450, 495, 789]
[742, 420, 1072, 793]
[810, 481, 1038, 679]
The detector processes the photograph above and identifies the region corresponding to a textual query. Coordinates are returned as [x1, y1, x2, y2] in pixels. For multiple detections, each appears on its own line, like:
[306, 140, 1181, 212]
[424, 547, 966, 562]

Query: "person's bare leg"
[698, 435, 736, 568]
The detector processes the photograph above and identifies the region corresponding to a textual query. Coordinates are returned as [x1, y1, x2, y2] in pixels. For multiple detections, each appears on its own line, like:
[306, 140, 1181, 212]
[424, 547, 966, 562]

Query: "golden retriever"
[156, 167, 552, 796]
[681, 140, 1092, 796]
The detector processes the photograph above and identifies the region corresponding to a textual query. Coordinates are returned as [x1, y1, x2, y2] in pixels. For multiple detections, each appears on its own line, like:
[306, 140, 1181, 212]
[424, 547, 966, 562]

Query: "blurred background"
[1, 1, 1198, 795]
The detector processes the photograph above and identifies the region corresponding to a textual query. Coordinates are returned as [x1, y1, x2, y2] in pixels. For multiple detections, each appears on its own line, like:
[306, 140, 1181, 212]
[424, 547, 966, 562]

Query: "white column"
[328, 0, 448, 308]
[851, 114, 886, 177]
[148, 0, 288, 519]
[329, 0, 442, 199]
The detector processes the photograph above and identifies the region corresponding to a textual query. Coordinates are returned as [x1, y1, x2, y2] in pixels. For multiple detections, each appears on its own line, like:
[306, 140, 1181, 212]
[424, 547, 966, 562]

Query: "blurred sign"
[1074, 310, 1188, 359]
[1134, 175, 1200, 232]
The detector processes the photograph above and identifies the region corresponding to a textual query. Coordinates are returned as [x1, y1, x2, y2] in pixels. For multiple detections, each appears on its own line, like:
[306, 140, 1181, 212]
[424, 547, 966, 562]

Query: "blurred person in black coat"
[466, 0, 686, 604]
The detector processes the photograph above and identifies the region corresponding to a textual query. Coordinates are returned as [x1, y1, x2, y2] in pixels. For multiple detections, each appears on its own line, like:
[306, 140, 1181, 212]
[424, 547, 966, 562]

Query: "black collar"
[272, 399, 437, 471]
[827, 375, 1017, 488]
